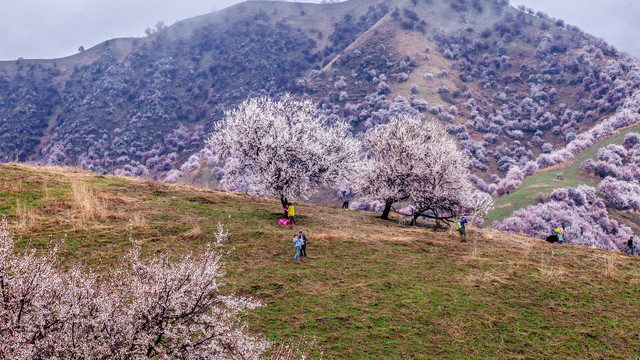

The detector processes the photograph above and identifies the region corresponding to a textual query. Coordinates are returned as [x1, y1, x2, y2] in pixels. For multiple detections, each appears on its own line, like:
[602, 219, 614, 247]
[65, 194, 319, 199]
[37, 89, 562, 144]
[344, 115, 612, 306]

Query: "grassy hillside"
[486, 124, 640, 231]
[1, 163, 639, 359]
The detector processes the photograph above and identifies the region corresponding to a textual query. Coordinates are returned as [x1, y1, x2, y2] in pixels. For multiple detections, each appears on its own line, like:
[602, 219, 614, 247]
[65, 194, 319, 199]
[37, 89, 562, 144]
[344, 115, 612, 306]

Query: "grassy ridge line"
[486, 125, 640, 226]
[0, 163, 639, 359]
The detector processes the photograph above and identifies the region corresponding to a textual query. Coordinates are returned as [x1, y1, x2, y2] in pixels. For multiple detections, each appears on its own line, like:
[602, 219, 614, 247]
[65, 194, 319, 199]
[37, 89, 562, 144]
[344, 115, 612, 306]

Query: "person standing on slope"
[628, 236, 635, 255]
[293, 234, 301, 259]
[341, 191, 350, 210]
[299, 231, 307, 258]
[287, 202, 296, 225]
[457, 217, 469, 242]
[555, 225, 565, 244]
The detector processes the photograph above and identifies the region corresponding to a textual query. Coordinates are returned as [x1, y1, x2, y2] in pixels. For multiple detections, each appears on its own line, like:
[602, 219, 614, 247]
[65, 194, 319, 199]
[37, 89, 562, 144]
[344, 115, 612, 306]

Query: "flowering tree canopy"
[357, 114, 484, 222]
[207, 95, 360, 200]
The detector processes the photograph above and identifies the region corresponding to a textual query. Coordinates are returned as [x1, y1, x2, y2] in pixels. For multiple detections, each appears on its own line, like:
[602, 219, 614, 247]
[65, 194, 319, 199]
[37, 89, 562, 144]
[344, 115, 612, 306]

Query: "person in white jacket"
[293, 235, 301, 259]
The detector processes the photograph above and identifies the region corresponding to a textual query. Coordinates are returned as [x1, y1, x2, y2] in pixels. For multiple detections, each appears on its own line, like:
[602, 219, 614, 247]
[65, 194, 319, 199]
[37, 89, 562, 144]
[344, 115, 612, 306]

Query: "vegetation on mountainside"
[486, 125, 640, 231]
[1, 163, 639, 359]
[1, 0, 639, 190]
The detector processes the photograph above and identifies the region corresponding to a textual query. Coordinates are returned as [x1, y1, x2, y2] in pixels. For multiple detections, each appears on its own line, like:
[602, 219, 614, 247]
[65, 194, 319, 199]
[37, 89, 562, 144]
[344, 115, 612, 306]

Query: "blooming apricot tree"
[207, 95, 360, 201]
[357, 114, 484, 223]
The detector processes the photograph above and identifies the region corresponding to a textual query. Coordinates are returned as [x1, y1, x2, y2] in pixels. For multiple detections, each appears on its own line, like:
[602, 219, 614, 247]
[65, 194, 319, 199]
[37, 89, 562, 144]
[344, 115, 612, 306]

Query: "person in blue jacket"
[457, 217, 469, 242]
[293, 235, 301, 259]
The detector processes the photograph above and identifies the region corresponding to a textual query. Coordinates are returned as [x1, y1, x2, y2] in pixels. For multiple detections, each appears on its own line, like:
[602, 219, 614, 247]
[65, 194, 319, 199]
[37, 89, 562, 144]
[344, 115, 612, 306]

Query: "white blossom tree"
[0, 218, 311, 359]
[358, 114, 486, 223]
[207, 95, 361, 204]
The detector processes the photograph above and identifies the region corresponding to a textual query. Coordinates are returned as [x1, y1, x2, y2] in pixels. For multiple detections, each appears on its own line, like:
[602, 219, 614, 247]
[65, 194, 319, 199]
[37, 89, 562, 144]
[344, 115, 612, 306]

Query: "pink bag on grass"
[278, 219, 291, 225]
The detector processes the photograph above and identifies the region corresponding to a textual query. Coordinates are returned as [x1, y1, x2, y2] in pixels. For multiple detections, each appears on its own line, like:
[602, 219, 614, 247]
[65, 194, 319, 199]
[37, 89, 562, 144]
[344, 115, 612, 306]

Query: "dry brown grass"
[603, 252, 617, 278]
[71, 180, 107, 221]
[538, 252, 567, 282]
[13, 199, 41, 232]
[182, 217, 205, 240]
[131, 212, 150, 230]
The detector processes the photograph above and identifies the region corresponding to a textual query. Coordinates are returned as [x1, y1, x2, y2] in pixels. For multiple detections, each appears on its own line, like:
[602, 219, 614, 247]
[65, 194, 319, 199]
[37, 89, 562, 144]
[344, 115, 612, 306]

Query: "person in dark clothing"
[299, 231, 307, 258]
[281, 195, 289, 217]
[628, 236, 635, 256]
[341, 191, 350, 210]
[457, 218, 469, 242]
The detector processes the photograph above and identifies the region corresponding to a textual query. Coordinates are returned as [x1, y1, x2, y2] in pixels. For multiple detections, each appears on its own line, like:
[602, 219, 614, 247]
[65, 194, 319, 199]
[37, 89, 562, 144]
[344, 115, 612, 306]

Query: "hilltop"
[1, 162, 638, 359]
[0, 0, 638, 183]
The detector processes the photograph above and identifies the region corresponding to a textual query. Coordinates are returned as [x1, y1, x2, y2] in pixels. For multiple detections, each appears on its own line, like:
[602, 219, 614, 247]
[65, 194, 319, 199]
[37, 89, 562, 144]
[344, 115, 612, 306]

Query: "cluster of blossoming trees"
[493, 186, 632, 252]
[207, 96, 492, 225]
[583, 133, 640, 211]
[492, 133, 640, 252]
[0, 218, 309, 359]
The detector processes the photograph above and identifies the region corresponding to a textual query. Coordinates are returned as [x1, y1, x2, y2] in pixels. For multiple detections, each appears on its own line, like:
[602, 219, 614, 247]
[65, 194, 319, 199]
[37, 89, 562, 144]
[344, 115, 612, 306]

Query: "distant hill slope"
[0, 0, 401, 173]
[1, 0, 638, 181]
[1, 162, 639, 359]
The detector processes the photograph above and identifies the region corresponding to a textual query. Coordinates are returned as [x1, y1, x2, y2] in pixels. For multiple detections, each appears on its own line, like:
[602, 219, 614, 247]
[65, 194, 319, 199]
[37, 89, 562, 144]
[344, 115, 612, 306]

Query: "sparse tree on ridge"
[357, 114, 487, 223]
[207, 95, 361, 202]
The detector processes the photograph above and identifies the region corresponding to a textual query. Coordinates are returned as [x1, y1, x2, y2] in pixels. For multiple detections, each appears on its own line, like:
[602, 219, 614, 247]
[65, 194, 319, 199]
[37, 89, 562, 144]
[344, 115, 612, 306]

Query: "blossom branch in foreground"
[0, 218, 314, 359]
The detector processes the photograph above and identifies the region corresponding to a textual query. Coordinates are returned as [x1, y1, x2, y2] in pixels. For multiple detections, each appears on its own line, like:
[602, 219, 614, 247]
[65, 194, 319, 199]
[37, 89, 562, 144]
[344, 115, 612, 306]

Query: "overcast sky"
[0, 0, 638, 61]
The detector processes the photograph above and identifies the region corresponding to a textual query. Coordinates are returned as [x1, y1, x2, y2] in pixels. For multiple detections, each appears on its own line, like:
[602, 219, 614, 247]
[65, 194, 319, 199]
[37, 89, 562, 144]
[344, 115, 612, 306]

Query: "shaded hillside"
[0, 162, 639, 359]
[0, 0, 400, 177]
[1, 0, 639, 188]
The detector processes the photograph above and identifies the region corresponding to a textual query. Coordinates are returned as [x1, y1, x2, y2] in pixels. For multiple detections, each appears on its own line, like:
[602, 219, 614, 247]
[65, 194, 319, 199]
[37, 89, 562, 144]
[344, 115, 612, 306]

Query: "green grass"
[1, 163, 639, 359]
[486, 125, 640, 226]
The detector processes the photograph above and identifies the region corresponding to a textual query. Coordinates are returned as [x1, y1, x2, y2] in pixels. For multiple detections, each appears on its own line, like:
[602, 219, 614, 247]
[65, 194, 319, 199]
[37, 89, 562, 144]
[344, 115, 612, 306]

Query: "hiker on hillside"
[341, 191, 350, 210]
[287, 202, 296, 225]
[628, 236, 635, 255]
[555, 225, 565, 244]
[457, 217, 469, 242]
[283, 201, 289, 219]
[293, 234, 301, 259]
[299, 231, 307, 258]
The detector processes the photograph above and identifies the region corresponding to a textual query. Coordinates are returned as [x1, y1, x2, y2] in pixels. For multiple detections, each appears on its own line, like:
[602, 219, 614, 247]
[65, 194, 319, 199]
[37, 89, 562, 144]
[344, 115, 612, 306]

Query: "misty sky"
[0, 0, 638, 61]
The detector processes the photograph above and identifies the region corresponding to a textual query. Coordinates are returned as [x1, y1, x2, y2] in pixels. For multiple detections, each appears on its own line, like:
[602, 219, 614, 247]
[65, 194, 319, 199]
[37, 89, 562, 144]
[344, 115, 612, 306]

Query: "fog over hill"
[0, 0, 639, 60]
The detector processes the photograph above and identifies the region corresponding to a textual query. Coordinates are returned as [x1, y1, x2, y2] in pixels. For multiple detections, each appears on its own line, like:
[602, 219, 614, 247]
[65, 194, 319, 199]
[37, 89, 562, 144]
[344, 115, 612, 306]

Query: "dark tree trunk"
[381, 201, 393, 220]
[410, 213, 419, 226]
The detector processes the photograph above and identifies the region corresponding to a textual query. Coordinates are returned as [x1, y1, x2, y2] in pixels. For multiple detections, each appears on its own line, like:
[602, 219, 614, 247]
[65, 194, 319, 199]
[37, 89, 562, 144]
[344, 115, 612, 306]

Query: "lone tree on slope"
[207, 95, 360, 203]
[358, 114, 489, 223]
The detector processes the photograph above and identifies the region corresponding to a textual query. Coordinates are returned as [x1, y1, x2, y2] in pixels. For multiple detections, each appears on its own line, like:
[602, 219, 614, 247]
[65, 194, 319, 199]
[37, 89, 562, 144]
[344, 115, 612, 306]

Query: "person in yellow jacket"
[287, 202, 296, 225]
